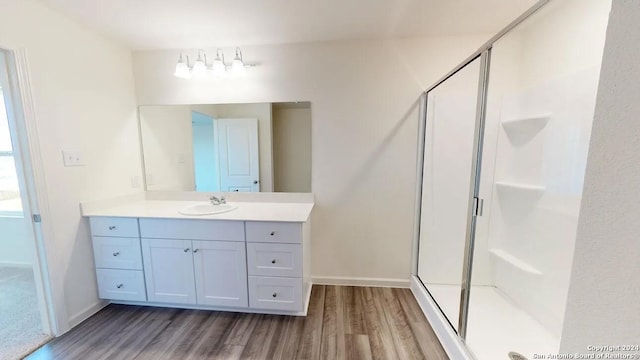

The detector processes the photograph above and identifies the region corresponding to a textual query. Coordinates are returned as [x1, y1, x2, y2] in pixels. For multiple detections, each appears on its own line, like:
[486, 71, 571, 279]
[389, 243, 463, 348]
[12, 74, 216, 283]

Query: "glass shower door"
[417, 56, 483, 332]
[466, 0, 612, 359]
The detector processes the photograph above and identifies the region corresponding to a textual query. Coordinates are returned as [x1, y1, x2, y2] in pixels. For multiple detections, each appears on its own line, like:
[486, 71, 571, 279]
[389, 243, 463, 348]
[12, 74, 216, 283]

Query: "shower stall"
[412, 0, 612, 359]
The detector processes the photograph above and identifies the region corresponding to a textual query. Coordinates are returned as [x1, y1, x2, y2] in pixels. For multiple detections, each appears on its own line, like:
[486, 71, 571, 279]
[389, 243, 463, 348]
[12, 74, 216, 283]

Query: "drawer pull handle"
[116, 284, 123, 289]
[113, 252, 120, 257]
[193, 249, 199, 253]
[270, 231, 275, 236]
[108, 226, 117, 230]
[184, 248, 190, 253]
[272, 292, 277, 298]
[271, 259, 276, 264]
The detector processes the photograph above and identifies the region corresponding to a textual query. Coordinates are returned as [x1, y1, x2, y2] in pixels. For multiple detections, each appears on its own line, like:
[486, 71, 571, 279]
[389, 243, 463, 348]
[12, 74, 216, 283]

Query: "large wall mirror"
[139, 102, 312, 193]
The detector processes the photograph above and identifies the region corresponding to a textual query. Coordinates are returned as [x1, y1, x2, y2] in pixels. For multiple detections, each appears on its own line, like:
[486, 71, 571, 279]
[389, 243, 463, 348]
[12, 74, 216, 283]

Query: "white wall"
[139, 105, 194, 191]
[0, 0, 142, 332]
[561, 0, 640, 351]
[272, 104, 312, 192]
[0, 217, 32, 265]
[133, 35, 489, 283]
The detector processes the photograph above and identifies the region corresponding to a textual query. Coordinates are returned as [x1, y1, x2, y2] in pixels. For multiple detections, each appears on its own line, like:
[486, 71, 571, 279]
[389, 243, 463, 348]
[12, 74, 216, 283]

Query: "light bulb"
[231, 47, 245, 74]
[192, 50, 207, 77]
[231, 59, 245, 74]
[212, 49, 226, 76]
[174, 54, 191, 79]
[192, 60, 206, 77]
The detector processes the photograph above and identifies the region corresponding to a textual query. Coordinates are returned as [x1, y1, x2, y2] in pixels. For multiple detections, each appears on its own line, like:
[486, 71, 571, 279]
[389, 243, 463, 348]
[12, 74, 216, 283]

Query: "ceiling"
[39, 0, 537, 50]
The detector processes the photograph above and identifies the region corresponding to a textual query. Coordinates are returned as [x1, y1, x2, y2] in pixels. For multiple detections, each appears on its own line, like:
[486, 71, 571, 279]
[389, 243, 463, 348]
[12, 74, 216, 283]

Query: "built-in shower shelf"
[501, 113, 551, 144]
[495, 181, 545, 199]
[489, 248, 542, 276]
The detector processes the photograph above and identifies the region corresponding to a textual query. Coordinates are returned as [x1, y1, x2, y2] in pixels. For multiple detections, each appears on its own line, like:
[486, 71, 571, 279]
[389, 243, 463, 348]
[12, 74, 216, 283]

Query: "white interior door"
[217, 118, 260, 192]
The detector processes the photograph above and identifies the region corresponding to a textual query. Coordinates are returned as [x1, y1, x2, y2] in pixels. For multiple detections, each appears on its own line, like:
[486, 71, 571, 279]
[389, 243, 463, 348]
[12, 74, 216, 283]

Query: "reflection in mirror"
[139, 102, 311, 193]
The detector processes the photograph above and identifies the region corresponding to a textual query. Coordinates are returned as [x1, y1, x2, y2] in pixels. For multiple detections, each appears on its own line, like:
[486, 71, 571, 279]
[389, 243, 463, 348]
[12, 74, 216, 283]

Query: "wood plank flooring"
[25, 285, 448, 360]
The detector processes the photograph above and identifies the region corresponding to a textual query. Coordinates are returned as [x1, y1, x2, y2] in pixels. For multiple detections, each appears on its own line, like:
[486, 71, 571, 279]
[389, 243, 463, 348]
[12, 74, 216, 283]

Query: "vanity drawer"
[245, 222, 301, 244]
[96, 269, 146, 302]
[139, 218, 244, 241]
[248, 276, 302, 311]
[92, 236, 142, 270]
[90, 217, 139, 238]
[247, 243, 301, 278]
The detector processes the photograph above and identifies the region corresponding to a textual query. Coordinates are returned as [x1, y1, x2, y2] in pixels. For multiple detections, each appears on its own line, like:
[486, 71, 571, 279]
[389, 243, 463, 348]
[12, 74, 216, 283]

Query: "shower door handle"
[473, 197, 484, 217]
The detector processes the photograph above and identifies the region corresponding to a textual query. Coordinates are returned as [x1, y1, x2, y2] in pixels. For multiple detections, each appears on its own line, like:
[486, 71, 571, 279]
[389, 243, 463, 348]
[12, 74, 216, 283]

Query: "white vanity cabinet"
[246, 222, 304, 311]
[139, 219, 248, 308]
[90, 217, 147, 302]
[88, 213, 311, 316]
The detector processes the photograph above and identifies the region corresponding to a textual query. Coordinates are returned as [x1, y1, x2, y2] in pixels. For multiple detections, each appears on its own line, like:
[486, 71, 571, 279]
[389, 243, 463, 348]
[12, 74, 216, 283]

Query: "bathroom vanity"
[83, 196, 313, 316]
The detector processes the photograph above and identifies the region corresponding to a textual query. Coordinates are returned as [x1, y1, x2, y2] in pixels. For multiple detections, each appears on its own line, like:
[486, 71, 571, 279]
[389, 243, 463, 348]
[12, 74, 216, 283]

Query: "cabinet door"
[141, 238, 196, 304]
[193, 240, 248, 307]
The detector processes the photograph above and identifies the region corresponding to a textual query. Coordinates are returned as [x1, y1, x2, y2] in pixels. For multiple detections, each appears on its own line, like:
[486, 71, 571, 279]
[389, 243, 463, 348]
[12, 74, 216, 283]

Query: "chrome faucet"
[209, 195, 226, 205]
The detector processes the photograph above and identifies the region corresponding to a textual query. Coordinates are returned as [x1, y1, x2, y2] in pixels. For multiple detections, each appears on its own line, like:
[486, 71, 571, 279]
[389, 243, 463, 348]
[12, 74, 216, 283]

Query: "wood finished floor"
[25, 285, 448, 360]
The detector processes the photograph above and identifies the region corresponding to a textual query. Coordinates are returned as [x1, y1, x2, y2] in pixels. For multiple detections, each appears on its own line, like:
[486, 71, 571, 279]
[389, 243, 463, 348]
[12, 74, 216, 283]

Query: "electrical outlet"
[62, 150, 84, 166]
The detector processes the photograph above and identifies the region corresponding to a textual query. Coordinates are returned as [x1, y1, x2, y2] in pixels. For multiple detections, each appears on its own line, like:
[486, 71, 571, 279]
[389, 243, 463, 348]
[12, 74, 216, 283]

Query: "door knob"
[113, 252, 120, 257]
[184, 248, 190, 253]
[272, 292, 277, 298]
[271, 259, 276, 264]
[253, 180, 259, 184]
[193, 249, 199, 253]
[116, 284, 123, 289]
[108, 226, 116, 230]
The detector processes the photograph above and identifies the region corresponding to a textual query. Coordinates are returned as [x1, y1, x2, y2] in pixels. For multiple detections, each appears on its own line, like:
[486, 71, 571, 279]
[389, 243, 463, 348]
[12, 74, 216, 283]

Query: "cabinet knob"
[271, 259, 276, 264]
[193, 249, 199, 253]
[270, 231, 275, 236]
[272, 292, 277, 298]
[108, 226, 116, 230]
[112, 251, 120, 257]
[116, 284, 123, 289]
[184, 248, 190, 253]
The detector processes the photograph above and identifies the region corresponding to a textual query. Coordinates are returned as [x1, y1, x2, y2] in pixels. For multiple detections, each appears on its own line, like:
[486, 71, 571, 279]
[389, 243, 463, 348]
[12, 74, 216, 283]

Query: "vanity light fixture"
[173, 47, 251, 79]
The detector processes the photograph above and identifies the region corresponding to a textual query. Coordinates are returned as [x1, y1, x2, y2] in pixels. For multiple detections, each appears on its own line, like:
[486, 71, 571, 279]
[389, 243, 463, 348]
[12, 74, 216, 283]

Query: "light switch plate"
[62, 150, 84, 166]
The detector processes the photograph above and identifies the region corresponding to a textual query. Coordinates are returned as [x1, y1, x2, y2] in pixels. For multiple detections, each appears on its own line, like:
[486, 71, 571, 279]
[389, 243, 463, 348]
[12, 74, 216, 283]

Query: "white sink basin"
[179, 203, 237, 216]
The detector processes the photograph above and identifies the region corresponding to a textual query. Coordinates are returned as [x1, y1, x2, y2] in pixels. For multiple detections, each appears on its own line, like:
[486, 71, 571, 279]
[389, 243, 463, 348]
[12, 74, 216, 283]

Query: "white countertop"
[81, 200, 314, 223]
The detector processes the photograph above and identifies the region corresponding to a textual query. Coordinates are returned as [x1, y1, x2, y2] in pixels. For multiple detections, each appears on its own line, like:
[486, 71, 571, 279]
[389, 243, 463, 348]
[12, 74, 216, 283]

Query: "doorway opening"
[0, 48, 53, 359]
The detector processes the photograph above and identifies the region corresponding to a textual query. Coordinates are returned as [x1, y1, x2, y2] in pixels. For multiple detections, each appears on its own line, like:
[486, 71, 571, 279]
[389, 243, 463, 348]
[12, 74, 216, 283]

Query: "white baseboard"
[312, 276, 410, 288]
[66, 300, 110, 331]
[410, 276, 473, 360]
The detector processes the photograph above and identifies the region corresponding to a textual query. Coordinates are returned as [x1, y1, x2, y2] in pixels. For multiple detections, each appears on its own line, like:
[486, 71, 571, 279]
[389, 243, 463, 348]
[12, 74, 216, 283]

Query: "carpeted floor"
[0, 266, 50, 360]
